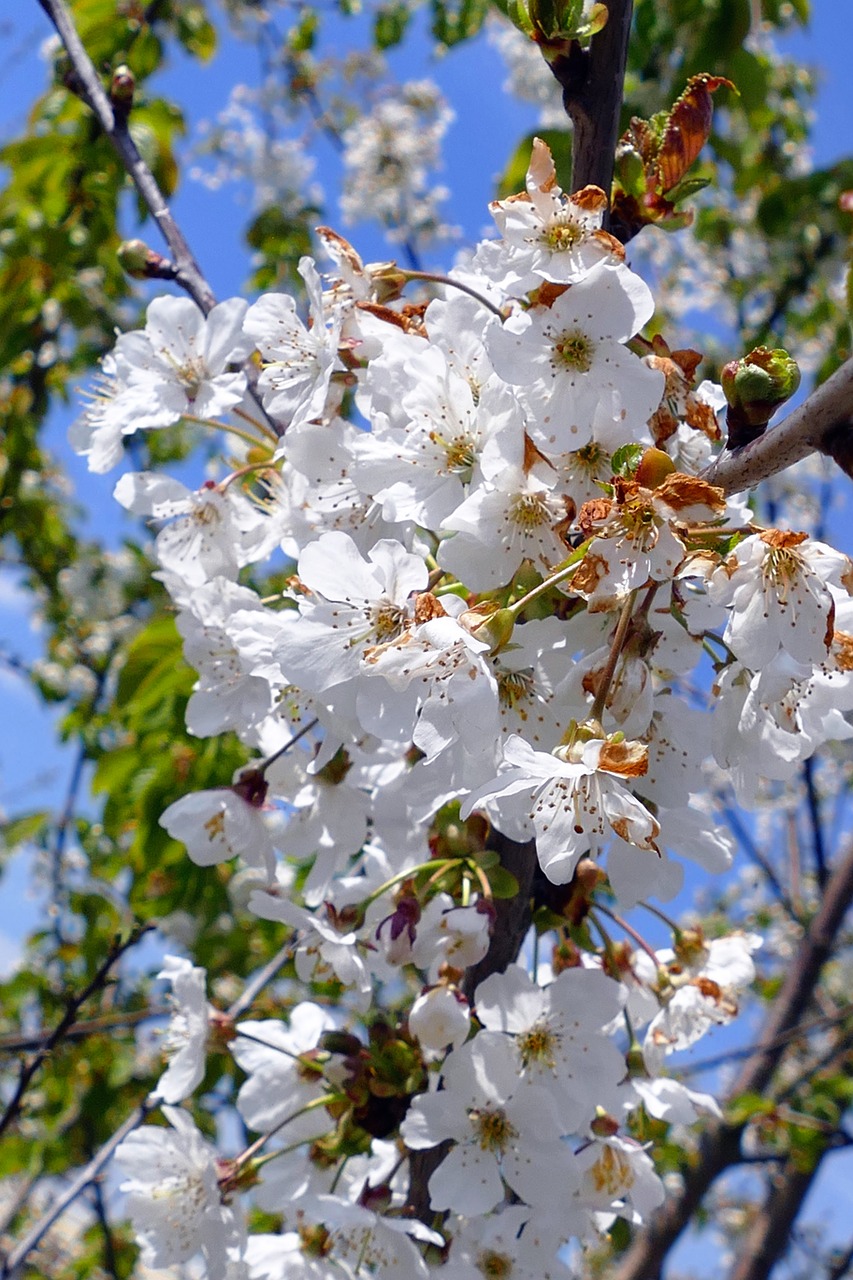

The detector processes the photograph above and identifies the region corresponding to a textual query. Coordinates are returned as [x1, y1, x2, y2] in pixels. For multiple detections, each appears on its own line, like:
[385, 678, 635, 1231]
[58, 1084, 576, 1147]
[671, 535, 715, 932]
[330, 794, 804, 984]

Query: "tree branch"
[547, 0, 635, 202]
[0, 934, 296, 1276]
[613, 840, 853, 1280]
[0, 1099, 155, 1279]
[706, 356, 853, 495]
[727, 1157, 822, 1280]
[0, 924, 152, 1142]
[36, 0, 216, 313]
[404, 831, 537, 1222]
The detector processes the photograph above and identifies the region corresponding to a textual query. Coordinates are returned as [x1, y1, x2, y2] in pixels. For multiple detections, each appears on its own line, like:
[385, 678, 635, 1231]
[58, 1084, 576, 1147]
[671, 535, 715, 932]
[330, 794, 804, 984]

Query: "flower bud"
[110, 64, 135, 118]
[590, 1107, 620, 1137]
[635, 447, 676, 490]
[408, 985, 470, 1053]
[117, 239, 177, 281]
[722, 346, 801, 450]
[231, 768, 268, 809]
[459, 604, 516, 654]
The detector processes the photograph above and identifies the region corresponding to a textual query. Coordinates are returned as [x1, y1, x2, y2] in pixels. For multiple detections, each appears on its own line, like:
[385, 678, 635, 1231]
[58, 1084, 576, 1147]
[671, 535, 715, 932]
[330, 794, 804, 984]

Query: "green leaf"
[0, 810, 51, 853]
[727, 1091, 776, 1124]
[374, 2, 412, 47]
[497, 129, 572, 199]
[611, 443, 644, 477]
[176, 5, 217, 60]
[431, 0, 490, 46]
[487, 866, 521, 899]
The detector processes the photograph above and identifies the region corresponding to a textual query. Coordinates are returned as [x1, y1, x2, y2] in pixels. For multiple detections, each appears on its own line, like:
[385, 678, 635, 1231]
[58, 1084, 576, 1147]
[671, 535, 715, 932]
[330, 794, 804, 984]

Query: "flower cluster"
[77, 138, 853, 1276]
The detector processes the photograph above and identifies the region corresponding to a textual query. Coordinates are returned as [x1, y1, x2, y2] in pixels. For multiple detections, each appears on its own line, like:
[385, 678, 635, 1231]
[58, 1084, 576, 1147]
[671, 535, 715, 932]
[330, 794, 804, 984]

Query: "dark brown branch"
[0, 924, 152, 1142]
[727, 1157, 822, 1280]
[548, 0, 635, 203]
[826, 1236, 853, 1280]
[36, 0, 216, 313]
[0, 1006, 165, 1054]
[706, 356, 853, 495]
[404, 831, 537, 1222]
[462, 832, 537, 1001]
[613, 840, 853, 1280]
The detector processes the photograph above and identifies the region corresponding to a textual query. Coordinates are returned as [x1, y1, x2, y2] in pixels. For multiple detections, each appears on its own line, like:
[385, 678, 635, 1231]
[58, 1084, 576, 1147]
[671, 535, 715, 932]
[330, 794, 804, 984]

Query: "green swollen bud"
[460, 605, 516, 654]
[625, 1044, 648, 1078]
[635, 447, 676, 490]
[110, 64, 135, 106]
[117, 239, 176, 282]
[722, 346, 801, 451]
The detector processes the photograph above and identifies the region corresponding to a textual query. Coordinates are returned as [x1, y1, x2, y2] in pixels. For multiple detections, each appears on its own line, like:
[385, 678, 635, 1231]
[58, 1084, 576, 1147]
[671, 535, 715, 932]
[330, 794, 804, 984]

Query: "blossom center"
[436, 431, 477, 479]
[470, 1105, 516, 1153]
[589, 1144, 634, 1196]
[508, 492, 557, 529]
[476, 1248, 513, 1278]
[553, 327, 595, 373]
[518, 1020, 558, 1071]
[544, 214, 585, 253]
[369, 599, 407, 641]
[163, 348, 207, 398]
[203, 811, 225, 842]
[497, 667, 535, 709]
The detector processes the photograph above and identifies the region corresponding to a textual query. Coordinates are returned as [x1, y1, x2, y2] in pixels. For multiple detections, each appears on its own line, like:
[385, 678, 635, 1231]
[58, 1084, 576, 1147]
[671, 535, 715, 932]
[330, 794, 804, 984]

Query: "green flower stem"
[233, 1092, 343, 1169]
[179, 412, 278, 450]
[401, 270, 507, 319]
[506, 539, 593, 617]
[360, 859, 466, 911]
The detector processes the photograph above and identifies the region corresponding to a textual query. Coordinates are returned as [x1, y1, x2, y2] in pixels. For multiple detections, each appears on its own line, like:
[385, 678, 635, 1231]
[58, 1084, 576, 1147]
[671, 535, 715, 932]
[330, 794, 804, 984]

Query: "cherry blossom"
[464, 734, 660, 883]
[113, 1106, 243, 1280]
[151, 956, 211, 1105]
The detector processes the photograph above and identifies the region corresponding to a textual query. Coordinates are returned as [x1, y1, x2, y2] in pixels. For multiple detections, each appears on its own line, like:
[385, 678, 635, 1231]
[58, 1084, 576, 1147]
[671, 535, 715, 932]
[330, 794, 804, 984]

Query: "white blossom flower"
[464, 734, 660, 884]
[244, 257, 342, 432]
[409, 985, 471, 1054]
[152, 956, 210, 1104]
[710, 529, 853, 668]
[113, 1105, 242, 1280]
[232, 1002, 336, 1137]
[486, 262, 663, 452]
[401, 1035, 577, 1215]
[160, 777, 277, 879]
[113, 472, 269, 589]
[474, 964, 626, 1127]
[442, 1205, 576, 1279]
[490, 136, 624, 285]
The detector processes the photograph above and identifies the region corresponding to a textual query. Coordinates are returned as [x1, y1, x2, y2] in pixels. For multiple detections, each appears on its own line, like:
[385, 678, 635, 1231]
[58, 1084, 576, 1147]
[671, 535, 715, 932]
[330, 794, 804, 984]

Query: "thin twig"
[677, 1004, 853, 1078]
[0, 924, 152, 1142]
[0, 1006, 165, 1055]
[0, 1100, 155, 1279]
[36, 0, 216, 313]
[0, 928, 296, 1276]
[803, 756, 829, 890]
[226, 938, 296, 1021]
[614, 841, 853, 1280]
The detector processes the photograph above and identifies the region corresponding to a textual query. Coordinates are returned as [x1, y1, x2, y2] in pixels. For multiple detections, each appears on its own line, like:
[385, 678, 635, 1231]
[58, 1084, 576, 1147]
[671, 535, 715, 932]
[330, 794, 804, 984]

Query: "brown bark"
[546, 0, 634, 203]
[727, 1159, 818, 1280]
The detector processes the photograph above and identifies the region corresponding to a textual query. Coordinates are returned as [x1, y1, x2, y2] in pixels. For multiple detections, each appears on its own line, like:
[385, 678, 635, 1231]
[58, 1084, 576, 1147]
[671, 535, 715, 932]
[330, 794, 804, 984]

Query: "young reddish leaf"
[657, 74, 735, 194]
